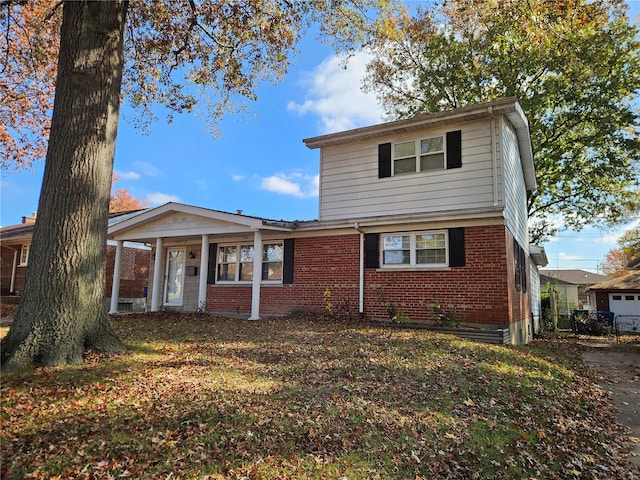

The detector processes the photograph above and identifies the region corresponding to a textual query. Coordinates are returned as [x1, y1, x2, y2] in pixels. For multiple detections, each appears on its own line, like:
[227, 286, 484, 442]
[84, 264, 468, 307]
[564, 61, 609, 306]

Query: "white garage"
[609, 293, 640, 333]
[588, 272, 640, 333]
[609, 293, 640, 316]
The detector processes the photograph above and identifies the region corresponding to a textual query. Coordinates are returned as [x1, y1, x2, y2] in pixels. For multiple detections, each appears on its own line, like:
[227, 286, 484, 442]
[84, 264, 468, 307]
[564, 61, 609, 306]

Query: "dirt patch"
[580, 337, 640, 467]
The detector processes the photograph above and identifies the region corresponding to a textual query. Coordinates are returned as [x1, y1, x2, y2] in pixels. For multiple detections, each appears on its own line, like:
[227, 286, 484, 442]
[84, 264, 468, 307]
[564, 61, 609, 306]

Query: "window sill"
[214, 281, 283, 286]
[376, 266, 452, 272]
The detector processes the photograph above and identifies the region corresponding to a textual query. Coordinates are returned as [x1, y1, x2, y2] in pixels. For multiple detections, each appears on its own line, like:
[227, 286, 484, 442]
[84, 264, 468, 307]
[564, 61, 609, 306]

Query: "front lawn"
[1, 314, 638, 479]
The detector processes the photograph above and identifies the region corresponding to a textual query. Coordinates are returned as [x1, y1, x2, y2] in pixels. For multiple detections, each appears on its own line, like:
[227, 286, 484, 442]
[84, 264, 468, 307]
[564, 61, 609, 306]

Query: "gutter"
[489, 105, 499, 207]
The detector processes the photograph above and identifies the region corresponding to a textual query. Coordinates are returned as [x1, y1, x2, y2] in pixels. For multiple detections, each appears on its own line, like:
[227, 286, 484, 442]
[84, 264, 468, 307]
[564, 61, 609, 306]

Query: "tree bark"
[1, 1, 129, 369]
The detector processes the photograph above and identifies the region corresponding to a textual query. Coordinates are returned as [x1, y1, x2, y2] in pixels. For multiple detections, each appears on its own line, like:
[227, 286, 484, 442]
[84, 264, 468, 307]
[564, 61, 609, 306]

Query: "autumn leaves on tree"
[0, 0, 399, 368]
[1, 0, 638, 368]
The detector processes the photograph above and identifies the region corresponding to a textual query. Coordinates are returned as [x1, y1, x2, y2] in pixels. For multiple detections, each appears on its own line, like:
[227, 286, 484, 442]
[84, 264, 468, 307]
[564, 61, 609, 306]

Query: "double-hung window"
[382, 232, 448, 267]
[262, 243, 283, 281]
[393, 136, 444, 175]
[217, 242, 283, 283]
[19, 244, 30, 266]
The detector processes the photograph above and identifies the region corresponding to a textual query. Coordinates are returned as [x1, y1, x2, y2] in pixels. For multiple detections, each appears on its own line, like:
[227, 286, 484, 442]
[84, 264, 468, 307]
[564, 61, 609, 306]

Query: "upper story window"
[217, 242, 283, 283]
[382, 231, 448, 267]
[393, 136, 445, 175]
[19, 244, 30, 266]
[378, 130, 461, 179]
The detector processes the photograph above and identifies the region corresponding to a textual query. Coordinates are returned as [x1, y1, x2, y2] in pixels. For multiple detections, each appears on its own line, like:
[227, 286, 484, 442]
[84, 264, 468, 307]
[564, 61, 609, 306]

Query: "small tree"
[109, 173, 149, 213]
[599, 249, 629, 278]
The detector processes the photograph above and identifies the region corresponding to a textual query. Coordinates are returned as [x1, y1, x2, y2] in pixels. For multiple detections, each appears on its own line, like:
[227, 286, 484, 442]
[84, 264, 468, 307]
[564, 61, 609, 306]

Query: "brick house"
[1, 211, 150, 311]
[108, 98, 542, 344]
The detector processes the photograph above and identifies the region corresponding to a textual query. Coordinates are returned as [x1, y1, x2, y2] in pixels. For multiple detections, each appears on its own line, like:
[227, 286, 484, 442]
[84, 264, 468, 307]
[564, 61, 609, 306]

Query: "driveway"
[581, 339, 640, 467]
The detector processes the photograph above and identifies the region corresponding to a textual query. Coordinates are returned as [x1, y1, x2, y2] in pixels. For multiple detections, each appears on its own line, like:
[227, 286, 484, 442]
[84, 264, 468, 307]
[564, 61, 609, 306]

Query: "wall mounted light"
[189, 250, 196, 259]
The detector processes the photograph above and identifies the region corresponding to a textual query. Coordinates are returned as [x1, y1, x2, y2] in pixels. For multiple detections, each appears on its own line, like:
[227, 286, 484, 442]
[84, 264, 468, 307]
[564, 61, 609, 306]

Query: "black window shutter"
[364, 233, 380, 269]
[378, 143, 392, 178]
[446, 130, 462, 169]
[283, 238, 295, 284]
[207, 243, 217, 284]
[513, 239, 519, 291]
[448, 228, 465, 267]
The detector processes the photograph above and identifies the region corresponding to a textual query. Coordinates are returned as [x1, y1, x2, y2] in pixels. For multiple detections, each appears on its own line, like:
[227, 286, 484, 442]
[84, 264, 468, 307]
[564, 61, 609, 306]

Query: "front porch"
[107, 203, 294, 320]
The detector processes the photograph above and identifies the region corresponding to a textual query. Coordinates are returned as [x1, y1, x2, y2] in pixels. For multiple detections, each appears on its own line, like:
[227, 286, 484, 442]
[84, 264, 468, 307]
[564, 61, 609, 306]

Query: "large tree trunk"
[1, 1, 129, 369]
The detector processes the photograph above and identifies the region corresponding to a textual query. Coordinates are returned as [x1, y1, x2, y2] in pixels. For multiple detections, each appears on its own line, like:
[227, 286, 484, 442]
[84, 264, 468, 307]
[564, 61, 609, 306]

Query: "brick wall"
[207, 234, 361, 315]
[1, 246, 25, 295]
[3, 244, 150, 299]
[206, 226, 530, 329]
[105, 245, 150, 298]
[364, 226, 511, 326]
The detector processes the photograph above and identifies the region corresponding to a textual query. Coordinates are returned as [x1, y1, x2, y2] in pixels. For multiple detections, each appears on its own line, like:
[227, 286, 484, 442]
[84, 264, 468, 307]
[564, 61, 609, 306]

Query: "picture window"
[217, 242, 283, 283]
[382, 231, 448, 267]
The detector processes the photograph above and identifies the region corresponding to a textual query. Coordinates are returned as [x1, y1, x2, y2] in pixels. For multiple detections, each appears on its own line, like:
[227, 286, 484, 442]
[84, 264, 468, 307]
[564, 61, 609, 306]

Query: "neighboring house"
[539, 269, 610, 314]
[0, 213, 37, 296]
[0, 211, 150, 311]
[588, 272, 640, 333]
[108, 97, 540, 344]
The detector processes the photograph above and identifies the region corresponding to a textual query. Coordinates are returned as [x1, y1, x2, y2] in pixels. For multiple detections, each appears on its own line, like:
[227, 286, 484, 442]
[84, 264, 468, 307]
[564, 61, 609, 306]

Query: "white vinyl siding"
[502, 118, 529, 249]
[319, 120, 503, 221]
[118, 212, 256, 241]
[530, 263, 542, 333]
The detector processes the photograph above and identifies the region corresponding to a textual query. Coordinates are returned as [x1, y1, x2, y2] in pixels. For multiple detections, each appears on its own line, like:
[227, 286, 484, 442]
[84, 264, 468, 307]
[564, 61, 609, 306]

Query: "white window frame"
[19, 244, 30, 266]
[392, 135, 445, 176]
[216, 242, 284, 284]
[381, 231, 449, 268]
[261, 243, 284, 282]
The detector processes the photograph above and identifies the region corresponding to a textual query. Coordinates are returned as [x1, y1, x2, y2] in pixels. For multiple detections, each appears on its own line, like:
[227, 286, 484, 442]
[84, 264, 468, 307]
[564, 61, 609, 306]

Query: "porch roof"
[107, 202, 296, 243]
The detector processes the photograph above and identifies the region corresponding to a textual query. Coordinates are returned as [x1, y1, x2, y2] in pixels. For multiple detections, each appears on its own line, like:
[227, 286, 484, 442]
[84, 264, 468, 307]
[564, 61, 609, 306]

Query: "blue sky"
[1, 1, 639, 274]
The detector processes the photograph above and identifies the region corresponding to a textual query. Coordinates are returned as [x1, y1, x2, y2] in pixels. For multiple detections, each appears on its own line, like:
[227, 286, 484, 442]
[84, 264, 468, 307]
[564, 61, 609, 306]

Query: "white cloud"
[556, 252, 585, 262]
[146, 192, 180, 205]
[287, 51, 384, 134]
[115, 170, 141, 180]
[232, 174, 246, 182]
[260, 172, 319, 199]
[132, 161, 161, 177]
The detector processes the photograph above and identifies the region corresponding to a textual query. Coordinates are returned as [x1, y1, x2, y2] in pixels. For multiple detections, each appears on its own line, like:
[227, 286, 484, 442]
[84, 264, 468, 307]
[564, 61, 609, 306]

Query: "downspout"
[489, 106, 499, 207]
[355, 222, 364, 314]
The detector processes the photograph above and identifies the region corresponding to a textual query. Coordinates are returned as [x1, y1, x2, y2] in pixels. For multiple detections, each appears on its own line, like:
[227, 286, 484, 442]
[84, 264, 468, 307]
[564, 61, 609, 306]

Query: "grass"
[1, 313, 638, 479]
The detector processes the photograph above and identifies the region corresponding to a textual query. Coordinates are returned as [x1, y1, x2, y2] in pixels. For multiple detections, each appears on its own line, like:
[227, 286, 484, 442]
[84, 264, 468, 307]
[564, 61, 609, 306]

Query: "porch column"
[151, 237, 164, 312]
[10, 248, 18, 294]
[249, 229, 262, 320]
[198, 234, 209, 311]
[109, 240, 124, 314]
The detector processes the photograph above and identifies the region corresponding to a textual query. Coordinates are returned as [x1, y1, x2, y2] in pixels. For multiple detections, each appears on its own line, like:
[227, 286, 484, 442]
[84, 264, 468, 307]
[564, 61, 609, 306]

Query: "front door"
[164, 248, 185, 306]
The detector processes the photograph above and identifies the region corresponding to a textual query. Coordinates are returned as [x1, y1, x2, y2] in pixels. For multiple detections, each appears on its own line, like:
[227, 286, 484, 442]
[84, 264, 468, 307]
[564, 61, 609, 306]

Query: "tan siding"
[319, 120, 499, 221]
[120, 213, 253, 240]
